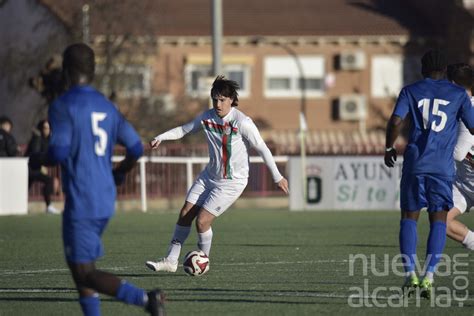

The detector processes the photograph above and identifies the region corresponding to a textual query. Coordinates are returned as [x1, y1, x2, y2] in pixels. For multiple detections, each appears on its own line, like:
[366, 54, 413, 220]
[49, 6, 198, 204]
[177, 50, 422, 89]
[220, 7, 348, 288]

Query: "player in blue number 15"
[48, 43, 164, 316]
[384, 50, 474, 299]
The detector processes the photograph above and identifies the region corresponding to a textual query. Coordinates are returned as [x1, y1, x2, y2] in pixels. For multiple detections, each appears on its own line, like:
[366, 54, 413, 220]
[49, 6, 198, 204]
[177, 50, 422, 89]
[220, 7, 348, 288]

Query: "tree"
[0, 0, 70, 142]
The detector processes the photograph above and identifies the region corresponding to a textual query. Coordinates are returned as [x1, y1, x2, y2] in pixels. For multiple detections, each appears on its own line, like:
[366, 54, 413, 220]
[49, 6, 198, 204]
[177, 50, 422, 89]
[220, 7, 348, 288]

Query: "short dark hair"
[211, 75, 239, 107]
[447, 63, 473, 90]
[36, 119, 48, 131]
[421, 49, 447, 78]
[62, 43, 95, 82]
[0, 116, 12, 126]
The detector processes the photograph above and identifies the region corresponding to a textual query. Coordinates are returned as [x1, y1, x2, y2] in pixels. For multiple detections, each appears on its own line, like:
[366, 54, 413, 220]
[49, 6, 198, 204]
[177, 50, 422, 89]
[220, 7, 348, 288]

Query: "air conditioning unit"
[338, 95, 367, 120]
[339, 51, 366, 70]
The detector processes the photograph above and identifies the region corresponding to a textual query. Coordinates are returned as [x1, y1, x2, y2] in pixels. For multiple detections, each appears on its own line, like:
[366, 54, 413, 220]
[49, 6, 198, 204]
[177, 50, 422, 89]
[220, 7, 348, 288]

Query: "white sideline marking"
[220, 259, 348, 266]
[0, 260, 346, 276]
[1, 257, 474, 275]
[0, 289, 76, 293]
[0, 266, 129, 276]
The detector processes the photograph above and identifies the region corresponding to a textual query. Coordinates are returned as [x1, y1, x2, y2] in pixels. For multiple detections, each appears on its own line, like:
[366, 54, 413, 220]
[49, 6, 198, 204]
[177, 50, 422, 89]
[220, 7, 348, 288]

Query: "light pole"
[253, 37, 308, 205]
[82, 4, 90, 44]
[210, 0, 222, 109]
[211, 0, 222, 77]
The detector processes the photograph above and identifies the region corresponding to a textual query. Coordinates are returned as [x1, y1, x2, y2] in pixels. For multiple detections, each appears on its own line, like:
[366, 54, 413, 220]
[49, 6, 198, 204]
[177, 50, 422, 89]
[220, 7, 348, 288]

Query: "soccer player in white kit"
[447, 63, 474, 250]
[146, 76, 289, 272]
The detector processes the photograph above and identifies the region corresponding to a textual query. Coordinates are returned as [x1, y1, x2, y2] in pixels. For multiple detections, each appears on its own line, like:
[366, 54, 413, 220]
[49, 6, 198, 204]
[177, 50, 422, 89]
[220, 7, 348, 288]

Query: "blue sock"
[116, 281, 146, 307]
[426, 221, 447, 273]
[79, 295, 100, 316]
[399, 219, 418, 273]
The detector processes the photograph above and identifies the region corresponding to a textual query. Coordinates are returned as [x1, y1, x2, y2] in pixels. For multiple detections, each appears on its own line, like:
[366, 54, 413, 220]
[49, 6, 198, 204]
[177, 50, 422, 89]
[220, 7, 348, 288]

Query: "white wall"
[0, 158, 28, 215]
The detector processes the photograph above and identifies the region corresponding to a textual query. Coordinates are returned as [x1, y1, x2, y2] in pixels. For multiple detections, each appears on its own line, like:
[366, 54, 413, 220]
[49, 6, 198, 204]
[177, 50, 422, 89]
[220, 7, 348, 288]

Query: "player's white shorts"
[185, 170, 248, 217]
[453, 184, 473, 214]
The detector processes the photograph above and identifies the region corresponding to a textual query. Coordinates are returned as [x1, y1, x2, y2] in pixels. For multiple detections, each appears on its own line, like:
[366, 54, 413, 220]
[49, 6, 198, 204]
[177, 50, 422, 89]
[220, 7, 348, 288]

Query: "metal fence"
[29, 156, 289, 211]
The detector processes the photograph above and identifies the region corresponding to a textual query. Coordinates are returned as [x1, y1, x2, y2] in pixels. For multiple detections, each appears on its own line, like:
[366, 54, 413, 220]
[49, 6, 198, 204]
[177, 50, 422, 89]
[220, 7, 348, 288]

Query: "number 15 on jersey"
[418, 98, 449, 132]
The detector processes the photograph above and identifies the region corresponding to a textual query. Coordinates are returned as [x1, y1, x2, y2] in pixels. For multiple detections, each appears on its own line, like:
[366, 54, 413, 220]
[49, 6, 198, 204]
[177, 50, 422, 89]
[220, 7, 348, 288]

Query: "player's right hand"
[149, 138, 161, 149]
[384, 148, 397, 168]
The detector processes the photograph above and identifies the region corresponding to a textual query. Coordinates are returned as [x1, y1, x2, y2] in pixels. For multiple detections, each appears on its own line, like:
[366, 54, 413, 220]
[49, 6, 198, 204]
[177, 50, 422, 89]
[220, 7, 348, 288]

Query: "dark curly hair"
[421, 49, 447, 78]
[447, 63, 473, 90]
[210, 75, 240, 107]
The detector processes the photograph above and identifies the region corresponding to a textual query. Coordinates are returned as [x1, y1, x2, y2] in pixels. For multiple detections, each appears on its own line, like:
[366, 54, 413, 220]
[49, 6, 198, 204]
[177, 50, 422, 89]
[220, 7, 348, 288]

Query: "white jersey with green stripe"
[155, 107, 282, 181]
[453, 96, 474, 162]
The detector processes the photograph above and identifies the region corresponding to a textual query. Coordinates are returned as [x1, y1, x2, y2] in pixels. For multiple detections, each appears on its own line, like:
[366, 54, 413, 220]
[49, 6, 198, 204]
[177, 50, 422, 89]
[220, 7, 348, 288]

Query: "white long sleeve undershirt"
[253, 141, 283, 183]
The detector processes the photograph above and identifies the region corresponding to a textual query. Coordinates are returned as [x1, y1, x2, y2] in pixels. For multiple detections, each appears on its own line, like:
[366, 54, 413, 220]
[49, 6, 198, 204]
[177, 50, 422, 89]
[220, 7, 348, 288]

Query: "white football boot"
[46, 205, 61, 215]
[145, 258, 178, 272]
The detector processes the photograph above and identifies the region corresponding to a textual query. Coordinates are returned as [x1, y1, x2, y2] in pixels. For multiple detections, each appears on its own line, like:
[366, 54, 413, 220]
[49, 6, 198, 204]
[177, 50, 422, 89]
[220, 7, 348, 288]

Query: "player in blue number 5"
[384, 50, 474, 299]
[48, 43, 164, 316]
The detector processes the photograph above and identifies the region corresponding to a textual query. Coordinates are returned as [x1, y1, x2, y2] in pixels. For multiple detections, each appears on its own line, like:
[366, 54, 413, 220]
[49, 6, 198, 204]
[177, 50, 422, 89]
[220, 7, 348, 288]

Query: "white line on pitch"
[0, 260, 347, 276]
[0, 289, 76, 293]
[1, 257, 473, 275]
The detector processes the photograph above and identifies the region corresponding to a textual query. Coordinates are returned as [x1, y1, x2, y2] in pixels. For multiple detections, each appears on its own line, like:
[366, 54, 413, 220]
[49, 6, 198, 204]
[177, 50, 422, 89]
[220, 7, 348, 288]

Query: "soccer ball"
[183, 250, 210, 276]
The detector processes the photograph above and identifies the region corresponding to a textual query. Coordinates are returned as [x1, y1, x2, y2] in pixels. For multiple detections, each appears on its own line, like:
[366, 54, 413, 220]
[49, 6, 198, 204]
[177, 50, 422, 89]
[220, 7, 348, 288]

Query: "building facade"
[39, 0, 473, 153]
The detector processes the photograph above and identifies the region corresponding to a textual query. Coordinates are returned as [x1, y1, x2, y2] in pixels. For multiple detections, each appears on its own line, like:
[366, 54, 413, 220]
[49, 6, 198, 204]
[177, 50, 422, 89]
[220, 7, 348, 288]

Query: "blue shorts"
[400, 174, 453, 212]
[62, 217, 110, 264]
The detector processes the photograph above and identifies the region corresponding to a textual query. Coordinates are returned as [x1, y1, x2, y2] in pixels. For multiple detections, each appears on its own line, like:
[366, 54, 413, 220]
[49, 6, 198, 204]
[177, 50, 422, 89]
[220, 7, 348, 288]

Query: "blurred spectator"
[0, 116, 19, 157]
[25, 119, 60, 214]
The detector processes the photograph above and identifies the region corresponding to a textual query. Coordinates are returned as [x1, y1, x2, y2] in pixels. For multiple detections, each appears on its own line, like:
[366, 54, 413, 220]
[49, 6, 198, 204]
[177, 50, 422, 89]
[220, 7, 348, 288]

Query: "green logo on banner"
[307, 176, 321, 204]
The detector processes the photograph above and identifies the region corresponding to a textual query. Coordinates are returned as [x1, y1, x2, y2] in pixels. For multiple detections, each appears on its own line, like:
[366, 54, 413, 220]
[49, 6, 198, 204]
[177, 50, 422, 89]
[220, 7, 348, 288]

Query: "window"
[95, 64, 151, 98]
[264, 56, 325, 98]
[371, 55, 402, 98]
[185, 64, 251, 98]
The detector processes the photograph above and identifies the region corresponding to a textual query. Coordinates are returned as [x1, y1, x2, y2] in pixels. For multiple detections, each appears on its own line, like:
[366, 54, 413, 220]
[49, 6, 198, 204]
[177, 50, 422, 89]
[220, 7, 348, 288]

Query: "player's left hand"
[384, 148, 397, 168]
[277, 177, 289, 194]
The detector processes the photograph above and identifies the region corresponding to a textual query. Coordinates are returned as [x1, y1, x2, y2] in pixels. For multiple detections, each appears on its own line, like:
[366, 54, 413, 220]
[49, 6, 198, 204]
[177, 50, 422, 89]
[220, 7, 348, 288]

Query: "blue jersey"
[393, 78, 474, 177]
[48, 85, 143, 219]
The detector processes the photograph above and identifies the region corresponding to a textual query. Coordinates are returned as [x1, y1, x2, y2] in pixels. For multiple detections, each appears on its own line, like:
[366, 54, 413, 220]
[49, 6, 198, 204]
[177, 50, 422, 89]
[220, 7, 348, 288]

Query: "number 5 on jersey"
[91, 112, 108, 156]
[418, 98, 449, 132]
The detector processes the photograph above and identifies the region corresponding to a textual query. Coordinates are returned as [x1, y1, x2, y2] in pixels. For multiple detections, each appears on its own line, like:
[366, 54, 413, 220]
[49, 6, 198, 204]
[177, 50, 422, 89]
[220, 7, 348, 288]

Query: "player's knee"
[71, 263, 96, 285]
[429, 210, 447, 223]
[446, 224, 454, 236]
[177, 213, 195, 226]
[178, 204, 199, 225]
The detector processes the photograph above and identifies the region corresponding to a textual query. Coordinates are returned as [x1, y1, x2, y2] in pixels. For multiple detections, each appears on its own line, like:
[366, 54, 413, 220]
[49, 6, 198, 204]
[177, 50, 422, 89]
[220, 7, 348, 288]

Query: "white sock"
[166, 225, 191, 263]
[406, 271, 416, 279]
[198, 228, 213, 257]
[424, 272, 434, 282]
[462, 230, 474, 250]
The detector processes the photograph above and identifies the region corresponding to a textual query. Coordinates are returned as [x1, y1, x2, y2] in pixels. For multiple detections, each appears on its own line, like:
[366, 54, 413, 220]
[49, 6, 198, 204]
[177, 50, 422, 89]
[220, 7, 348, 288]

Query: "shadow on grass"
[342, 244, 397, 248]
[116, 273, 171, 278]
[170, 297, 334, 305]
[168, 287, 340, 294]
[0, 297, 77, 302]
[0, 297, 117, 302]
[234, 243, 304, 248]
[162, 287, 354, 302]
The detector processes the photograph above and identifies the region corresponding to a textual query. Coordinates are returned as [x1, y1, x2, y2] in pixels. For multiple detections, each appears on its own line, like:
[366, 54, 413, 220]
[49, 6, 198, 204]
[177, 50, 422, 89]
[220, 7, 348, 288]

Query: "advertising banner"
[289, 156, 402, 211]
